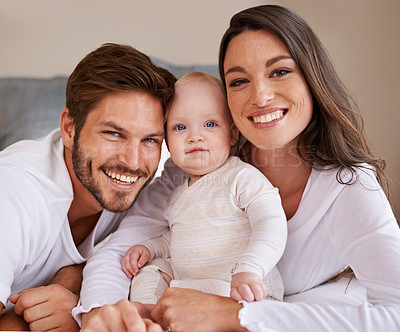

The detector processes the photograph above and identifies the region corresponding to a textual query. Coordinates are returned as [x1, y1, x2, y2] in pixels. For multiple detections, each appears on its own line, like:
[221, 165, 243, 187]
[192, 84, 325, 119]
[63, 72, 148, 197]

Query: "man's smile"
[103, 169, 139, 184]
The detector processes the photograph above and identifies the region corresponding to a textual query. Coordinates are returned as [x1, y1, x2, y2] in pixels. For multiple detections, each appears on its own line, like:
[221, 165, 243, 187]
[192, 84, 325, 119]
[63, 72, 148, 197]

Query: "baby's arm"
[121, 245, 151, 278]
[230, 272, 267, 302]
[232, 162, 287, 302]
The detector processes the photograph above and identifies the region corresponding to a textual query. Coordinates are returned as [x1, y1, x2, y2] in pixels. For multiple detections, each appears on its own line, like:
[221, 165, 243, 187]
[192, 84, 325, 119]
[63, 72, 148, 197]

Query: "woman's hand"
[151, 288, 247, 332]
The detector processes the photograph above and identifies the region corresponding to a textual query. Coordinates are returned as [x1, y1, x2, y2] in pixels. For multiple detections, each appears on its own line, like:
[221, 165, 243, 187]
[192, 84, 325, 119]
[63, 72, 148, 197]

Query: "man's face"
[72, 90, 164, 212]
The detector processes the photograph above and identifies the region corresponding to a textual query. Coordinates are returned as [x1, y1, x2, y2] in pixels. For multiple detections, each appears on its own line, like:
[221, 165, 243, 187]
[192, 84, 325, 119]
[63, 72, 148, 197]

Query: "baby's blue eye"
[205, 122, 216, 128]
[176, 124, 186, 131]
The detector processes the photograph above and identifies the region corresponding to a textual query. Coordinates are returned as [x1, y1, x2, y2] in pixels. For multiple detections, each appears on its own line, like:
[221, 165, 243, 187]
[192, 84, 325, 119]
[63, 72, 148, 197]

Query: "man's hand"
[121, 245, 151, 278]
[230, 272, 267, 302]
[9, 284, 79, 331]
[81, 300, 161, 332]
[8, 263, 86, 331]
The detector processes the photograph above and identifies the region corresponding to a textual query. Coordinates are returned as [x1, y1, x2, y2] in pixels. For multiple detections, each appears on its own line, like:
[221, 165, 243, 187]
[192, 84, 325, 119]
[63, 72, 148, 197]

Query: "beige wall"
[1, 0, 399, 218]
[0, 0, 265, 75]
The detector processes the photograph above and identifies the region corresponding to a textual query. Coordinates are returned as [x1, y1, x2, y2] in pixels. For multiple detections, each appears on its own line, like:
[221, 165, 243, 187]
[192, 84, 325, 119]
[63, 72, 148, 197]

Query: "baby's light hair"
[164, 71, 237, 151]
[165, 71, 230, 124]
[175, 71, 225, 94]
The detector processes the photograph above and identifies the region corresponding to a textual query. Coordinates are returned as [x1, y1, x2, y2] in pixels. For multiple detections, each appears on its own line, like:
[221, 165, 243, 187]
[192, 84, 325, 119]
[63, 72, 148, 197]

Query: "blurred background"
[1, 0, 399, 218]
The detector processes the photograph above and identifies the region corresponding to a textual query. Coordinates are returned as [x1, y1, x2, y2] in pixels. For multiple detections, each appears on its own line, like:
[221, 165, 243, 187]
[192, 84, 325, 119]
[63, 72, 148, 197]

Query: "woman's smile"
[249, 108, 287, 127]
[224, 29, 313, 150]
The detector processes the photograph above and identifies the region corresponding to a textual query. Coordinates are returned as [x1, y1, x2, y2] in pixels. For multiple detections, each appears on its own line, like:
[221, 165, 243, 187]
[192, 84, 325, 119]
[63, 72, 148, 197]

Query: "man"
[0, 43, 176, 331]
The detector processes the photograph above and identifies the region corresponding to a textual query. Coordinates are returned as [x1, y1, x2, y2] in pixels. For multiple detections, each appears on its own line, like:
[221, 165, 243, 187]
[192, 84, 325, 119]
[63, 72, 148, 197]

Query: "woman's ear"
[60, 108, 75, 150]
[230, 123, 239, 146]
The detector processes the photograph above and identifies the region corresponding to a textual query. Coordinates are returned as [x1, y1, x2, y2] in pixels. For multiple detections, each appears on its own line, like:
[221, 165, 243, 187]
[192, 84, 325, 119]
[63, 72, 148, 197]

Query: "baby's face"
[166, 80, 237, 178]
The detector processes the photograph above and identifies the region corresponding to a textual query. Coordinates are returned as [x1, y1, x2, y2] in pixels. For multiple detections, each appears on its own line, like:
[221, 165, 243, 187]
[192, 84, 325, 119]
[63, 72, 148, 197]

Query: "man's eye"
[205, 121, 216, 128]
[175, 124, 186, 131]
[106, 131, 120, 137]
[143, 138, 159, 144]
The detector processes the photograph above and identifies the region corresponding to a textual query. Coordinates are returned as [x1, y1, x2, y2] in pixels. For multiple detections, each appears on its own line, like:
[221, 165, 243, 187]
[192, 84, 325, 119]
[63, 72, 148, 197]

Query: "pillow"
[0, 77, 67, 150]
[0, 60, 218, 151]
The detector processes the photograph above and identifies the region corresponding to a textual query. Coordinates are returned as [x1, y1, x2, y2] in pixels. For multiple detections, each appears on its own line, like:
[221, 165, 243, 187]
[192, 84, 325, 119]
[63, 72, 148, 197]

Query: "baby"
[121, 72, 287, 317]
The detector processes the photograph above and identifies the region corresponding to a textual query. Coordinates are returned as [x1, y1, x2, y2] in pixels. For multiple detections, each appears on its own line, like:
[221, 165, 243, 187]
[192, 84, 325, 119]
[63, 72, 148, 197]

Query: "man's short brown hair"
[66, 43, 176, 137]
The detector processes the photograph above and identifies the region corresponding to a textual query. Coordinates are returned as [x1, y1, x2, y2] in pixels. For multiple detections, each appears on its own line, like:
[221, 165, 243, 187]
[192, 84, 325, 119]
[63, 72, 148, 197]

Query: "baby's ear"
[230, 123, 239, 146]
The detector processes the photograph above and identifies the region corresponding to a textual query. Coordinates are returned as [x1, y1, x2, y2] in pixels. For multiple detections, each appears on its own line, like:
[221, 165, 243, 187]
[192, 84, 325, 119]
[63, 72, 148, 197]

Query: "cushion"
[0, 60, 218, 150]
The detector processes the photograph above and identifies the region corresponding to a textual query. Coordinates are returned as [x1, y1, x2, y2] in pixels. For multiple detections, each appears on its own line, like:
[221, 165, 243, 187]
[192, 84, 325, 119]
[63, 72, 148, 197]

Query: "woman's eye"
[229, 78, 249, 87]
[272, 69, 290, 77]
[175, 124, 186, 131]
[205, 121, 216, 128]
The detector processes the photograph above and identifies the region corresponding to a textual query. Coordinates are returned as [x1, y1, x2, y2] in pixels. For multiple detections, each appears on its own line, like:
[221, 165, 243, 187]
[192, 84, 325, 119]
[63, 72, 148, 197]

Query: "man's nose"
[118, 142, 141, 169]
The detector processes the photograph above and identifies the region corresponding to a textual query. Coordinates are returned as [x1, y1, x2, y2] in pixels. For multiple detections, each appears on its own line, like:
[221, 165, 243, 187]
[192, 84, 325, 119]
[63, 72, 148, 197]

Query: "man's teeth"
[253, 110, 284, 124]
[105, 170, 138, 184]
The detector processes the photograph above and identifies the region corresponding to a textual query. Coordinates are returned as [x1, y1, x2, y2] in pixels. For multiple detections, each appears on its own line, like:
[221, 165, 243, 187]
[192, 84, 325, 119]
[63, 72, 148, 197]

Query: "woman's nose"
[250, 81, 275, 106]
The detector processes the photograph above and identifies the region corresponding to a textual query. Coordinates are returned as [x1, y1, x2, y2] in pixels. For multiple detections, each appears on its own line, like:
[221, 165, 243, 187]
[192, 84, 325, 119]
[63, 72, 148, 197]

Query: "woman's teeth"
[253, 110, 284, 124]
[104, 170, 138, 184]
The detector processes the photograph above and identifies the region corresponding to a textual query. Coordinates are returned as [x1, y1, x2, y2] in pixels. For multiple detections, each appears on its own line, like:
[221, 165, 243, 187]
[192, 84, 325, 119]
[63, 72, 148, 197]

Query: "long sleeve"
[239, 167, 400, 331]
[162, 157, 286, 284]
[72, 159, 185, 324]
[141, 230, 171, 260]
[231, 160, 287, 278]
[0, 132, 80, 310]
[0, 175, 42, 306]
[240, 296, 400, 331]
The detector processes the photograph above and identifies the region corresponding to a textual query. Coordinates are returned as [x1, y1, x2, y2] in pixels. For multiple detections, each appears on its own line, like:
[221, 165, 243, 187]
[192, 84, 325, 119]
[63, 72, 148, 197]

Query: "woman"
[80, 5, 400, 331]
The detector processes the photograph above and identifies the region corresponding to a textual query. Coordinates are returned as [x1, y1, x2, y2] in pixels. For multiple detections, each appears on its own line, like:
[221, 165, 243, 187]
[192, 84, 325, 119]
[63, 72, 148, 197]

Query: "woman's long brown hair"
[219, 5, 387, 195]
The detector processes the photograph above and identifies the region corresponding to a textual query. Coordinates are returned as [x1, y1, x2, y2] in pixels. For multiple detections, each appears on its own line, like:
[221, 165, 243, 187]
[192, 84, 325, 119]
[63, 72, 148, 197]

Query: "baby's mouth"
[186, 147, 207, 154]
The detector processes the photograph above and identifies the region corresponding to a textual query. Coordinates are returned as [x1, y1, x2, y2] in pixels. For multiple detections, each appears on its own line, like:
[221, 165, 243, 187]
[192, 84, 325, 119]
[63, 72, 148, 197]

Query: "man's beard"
[71, 138, 153, 213]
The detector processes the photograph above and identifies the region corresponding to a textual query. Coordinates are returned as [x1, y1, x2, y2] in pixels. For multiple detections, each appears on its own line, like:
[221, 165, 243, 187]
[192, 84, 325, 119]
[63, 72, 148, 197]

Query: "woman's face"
[223, 29, 313, 151]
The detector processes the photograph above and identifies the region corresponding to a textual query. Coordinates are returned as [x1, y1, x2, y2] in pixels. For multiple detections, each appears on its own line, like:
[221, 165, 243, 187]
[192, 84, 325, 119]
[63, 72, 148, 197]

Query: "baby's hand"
[230, 272, 267, 302]
[121, 245, 151, 278]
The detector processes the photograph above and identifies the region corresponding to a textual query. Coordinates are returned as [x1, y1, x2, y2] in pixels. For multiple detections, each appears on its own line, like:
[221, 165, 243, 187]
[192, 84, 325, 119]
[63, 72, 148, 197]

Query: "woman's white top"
[239, 164, 400, 331]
